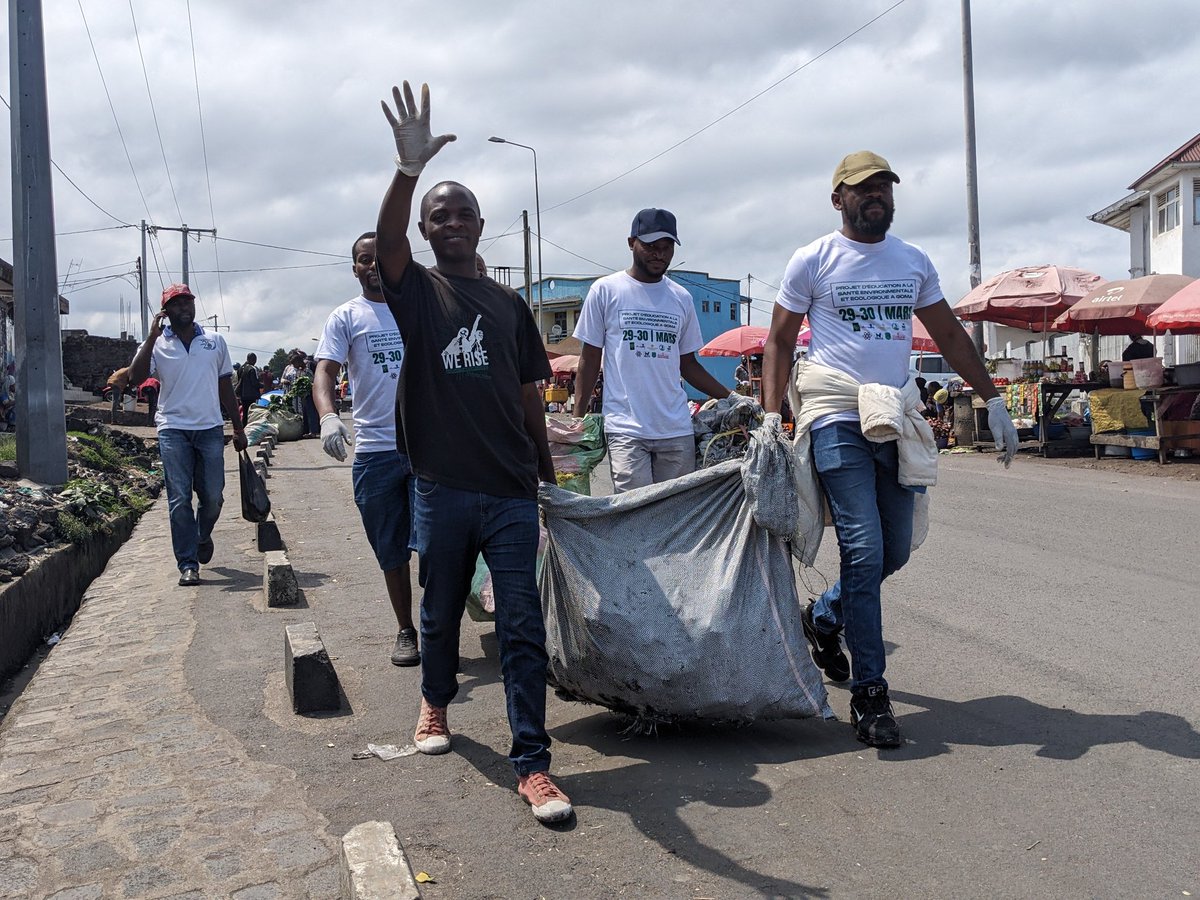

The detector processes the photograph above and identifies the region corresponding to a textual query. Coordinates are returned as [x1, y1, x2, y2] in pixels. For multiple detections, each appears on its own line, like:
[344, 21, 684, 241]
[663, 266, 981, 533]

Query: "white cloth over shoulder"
[786, 359, 933, 566]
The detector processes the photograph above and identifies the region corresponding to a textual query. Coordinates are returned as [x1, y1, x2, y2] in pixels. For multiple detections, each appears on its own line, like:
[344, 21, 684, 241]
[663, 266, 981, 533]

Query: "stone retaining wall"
[0, 512, 139, 680]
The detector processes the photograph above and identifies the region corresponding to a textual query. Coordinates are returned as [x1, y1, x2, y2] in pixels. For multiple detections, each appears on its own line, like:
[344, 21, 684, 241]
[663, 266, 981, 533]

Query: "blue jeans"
[351, 450, 413, 572]
[810, 421, 915, 692]
[158, 426, 226, 572]
[409, 478, 550, 776]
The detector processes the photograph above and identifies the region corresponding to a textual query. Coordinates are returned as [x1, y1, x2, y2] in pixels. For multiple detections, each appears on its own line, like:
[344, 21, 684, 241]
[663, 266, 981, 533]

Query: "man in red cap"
[129, 284, 247, 585]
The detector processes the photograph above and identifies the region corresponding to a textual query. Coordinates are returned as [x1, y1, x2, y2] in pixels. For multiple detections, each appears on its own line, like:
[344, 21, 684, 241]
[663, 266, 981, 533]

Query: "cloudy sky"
[3, 0, 1199, 360]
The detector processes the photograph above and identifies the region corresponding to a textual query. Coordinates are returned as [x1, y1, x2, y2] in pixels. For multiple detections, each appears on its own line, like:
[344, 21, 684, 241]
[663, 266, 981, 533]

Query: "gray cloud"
[2, 0, 1198, 352]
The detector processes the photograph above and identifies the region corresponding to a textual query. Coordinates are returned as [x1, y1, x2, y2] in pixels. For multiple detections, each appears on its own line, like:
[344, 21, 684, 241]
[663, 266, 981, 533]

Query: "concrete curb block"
[255, 460, 271, 480]
[256, 448, 272, 466]
[284, 622, 341, 713]
[256, 514, 284, 552]
[264, 549, 299, 607]
[340, 821, 420, 900]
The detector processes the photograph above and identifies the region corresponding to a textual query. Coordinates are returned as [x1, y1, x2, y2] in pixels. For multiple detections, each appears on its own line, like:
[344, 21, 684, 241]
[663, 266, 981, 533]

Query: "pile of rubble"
[0, 424, 162, 583]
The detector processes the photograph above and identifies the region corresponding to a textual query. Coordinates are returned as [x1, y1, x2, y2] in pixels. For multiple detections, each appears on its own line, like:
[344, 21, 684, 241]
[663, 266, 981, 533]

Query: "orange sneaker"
[413, 699, 451, 755]
[517, 771, 573, 824]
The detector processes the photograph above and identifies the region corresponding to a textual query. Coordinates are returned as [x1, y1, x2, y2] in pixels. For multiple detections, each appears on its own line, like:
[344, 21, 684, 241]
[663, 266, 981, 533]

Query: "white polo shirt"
[136, 324, 233, 431]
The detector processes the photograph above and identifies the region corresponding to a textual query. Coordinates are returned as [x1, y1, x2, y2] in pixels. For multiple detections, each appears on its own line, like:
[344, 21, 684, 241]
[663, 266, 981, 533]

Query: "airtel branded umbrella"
[954, 265, 1106, 331]
[1146, 277, 1200, 335]
[1052, 274, 1195, 335]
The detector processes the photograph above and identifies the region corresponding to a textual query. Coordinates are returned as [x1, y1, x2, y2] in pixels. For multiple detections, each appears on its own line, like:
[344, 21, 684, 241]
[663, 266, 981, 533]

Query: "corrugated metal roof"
[1129, 132, 1200, 189]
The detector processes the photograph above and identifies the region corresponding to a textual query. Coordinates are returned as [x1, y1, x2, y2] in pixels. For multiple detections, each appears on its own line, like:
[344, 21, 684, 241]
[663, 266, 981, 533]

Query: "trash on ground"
[351, 743, 418, 761]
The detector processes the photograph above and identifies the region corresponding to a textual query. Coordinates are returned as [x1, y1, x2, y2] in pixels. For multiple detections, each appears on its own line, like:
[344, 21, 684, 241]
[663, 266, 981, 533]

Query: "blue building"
[517, 270, 747, 400]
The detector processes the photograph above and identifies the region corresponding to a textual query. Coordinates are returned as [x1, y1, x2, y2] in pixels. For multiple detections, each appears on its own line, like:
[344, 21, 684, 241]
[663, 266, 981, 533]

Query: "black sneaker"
[850, 685, 902, 748]
[178, 568, 200, 587]
[391, 628, 420, 667]
[198, 539, 215, 564]
[801, 601, 850, 682]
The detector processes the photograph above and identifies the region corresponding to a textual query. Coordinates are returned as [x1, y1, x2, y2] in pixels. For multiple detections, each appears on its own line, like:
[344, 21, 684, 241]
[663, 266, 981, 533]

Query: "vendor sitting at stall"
[1122, 335, 1155, 361]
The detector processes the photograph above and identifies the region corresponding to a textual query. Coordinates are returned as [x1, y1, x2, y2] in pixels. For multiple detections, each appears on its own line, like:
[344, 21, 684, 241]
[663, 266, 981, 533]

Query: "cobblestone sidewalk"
[0, 481, 341, 898]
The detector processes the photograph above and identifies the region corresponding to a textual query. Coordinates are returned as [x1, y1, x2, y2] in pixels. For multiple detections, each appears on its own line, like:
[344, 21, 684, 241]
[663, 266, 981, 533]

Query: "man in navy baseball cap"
[629, 207, 680, 245]
[573, 205, 733, 493]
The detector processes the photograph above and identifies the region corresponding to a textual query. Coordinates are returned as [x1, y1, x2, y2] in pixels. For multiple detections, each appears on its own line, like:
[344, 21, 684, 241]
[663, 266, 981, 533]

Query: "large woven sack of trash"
[547, 413, 607, 495]
[246, 404, 303, 442]
[693, 395, 762, 468]
[243, 419, 279, 447]
[538, 456, 830, 724]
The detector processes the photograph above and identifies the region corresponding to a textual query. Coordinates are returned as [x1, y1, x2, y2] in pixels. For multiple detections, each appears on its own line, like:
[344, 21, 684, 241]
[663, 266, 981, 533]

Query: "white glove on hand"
[381, 81, 457, 177]
[320, 413, 351, 462]
[760, 412, 783, 436]
[986, 396, 1019, 468]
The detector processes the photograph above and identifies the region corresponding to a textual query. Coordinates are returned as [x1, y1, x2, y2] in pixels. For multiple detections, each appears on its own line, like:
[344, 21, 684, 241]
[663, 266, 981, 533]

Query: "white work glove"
[320, 413, 352, 462]
[380, 81, 456, 177]
[986, 396, 1019, 468]
[760, 412, 782, 436]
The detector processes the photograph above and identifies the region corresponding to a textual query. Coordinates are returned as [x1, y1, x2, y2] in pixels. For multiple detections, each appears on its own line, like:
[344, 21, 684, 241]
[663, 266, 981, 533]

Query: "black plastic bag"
[239, 450, 271, 523]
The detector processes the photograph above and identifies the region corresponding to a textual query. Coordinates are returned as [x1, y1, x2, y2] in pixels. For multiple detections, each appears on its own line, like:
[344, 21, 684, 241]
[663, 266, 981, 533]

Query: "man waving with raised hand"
[373, 82, 571, 826]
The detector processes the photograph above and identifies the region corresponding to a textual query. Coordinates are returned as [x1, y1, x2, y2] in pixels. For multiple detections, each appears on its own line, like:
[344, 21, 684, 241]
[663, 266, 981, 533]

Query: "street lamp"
[488, 136, 543, 338]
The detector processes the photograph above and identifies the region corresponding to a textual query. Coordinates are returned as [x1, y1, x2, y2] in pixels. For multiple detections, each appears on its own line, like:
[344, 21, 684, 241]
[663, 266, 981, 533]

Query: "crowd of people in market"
[128, 80, 1022, 828]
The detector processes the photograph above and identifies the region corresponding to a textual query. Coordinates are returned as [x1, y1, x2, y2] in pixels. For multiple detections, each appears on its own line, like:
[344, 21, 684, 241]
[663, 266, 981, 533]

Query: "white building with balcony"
[1090, 131, 1200, 364]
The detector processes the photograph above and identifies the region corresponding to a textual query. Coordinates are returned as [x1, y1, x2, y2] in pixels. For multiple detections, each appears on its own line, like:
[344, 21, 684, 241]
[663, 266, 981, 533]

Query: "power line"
[188, 261, 345, 274]
[0, 92, 133, 227]
[213, 235, 346, 258]
[186, 0, 227, 325]
[0, 224, 134, 243]
[77, 0, 158, 228]
[128, 0, 184, 224]
[543, 0, 908, 213]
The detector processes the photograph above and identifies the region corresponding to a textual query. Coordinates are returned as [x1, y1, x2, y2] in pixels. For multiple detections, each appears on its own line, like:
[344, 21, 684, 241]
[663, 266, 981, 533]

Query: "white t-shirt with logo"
[315, 295, 403, 455]
[139, 324, 233, 431]
[574, 270, 704, 439]
[776, 231, 943, 426]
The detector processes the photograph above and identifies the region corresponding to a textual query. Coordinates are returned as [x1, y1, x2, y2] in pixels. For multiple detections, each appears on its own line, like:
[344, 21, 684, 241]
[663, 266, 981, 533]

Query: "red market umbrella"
[698, 325, 770, 357]
[911, 318, 939, 352]
[549, 354, 581, 374]
[954, 265, 1106, 331]
[1052, 274, 1195, 335]
[1146, 277, 1200, 335]
[698, 323, 809, 357]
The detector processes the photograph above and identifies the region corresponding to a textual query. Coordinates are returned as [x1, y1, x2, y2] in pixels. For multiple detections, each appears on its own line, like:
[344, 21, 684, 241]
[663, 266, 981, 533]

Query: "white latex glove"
[320, 413, 352, 462]
[380, 81, 457, 177]
[986, 396, 1019, 468]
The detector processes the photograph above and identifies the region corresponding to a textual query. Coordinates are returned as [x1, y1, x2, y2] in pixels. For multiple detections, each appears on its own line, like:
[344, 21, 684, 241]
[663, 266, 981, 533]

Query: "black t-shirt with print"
[379, 259, 551, 499]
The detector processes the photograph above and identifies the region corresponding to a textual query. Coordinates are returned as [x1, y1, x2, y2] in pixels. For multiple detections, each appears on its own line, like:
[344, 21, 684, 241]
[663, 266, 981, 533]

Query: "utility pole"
[10, 0, 68, 484]
[961, 0, 986, 356]
[204, 314, 228, 332]
[139, 219, 149, 338]
[148, 223, 217, 286]
[522, 210, 534, 325]
[746, 274, 753, 326]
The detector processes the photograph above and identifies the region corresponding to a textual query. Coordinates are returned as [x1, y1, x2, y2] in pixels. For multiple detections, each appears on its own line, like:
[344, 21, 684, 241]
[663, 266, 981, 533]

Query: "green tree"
[267, 347, 288, 378]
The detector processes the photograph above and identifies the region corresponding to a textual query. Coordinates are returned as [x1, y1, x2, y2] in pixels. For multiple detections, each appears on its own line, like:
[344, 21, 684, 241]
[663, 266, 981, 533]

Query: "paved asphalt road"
[175, 434, 1199, 898]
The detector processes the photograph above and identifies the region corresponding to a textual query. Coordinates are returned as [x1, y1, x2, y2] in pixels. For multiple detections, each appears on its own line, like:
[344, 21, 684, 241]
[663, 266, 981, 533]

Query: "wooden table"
[969, 381, 1107, 457]
[1089, 385, 1200, 464]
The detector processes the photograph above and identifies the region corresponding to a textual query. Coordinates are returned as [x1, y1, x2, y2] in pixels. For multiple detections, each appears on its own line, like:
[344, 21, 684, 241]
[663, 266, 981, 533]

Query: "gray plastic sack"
[538, 461, 831, 724]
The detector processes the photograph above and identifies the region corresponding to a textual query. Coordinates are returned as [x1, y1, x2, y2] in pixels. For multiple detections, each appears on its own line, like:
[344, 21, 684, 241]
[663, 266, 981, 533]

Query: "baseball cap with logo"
[630, 208, 681, 245]
[161, 283, 195, 308]
[831, 151, 900, 190]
